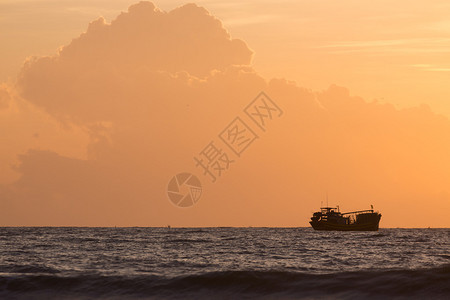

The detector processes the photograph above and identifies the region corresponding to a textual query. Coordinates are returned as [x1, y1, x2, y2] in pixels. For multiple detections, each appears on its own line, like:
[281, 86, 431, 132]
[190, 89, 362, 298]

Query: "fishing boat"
[309, 205, 381, 231]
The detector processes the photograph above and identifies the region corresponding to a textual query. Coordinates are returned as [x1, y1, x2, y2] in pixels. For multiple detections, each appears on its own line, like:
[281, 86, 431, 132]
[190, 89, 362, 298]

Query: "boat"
[309, 205, 381, 231]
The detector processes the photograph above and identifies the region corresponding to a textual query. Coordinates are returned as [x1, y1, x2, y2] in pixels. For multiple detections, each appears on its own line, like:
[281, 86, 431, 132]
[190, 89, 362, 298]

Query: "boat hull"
[310, 217, 381, 231]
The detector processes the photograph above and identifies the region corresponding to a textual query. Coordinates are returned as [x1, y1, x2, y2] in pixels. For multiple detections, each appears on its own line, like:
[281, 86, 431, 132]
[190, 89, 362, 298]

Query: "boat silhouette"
[310, 205, 381, 231]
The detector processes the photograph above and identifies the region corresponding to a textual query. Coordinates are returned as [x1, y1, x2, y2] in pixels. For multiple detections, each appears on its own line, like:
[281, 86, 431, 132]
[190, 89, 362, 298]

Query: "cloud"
[318, 38, 450, 54]
[1, 1, 450, 227]
[0, 83, 11, 110]
[410, 63, 450, 72]
[17, 1, 252, 123]
[0, 85, 89, 185]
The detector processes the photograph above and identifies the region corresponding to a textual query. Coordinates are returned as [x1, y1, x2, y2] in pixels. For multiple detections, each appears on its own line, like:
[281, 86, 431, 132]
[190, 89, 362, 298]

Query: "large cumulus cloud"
[1, 1, 449, 227]
[17, 1, 252, 123]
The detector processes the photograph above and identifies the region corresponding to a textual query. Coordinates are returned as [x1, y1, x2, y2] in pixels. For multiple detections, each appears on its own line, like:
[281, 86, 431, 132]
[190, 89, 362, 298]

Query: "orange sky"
[2, 0, 450, 117]
[0, 1, 449, 227]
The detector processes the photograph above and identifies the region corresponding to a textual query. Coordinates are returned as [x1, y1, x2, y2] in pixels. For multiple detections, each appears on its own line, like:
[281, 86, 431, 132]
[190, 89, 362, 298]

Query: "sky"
[0, 1, 449, 227]
[2, 0, 450, 116]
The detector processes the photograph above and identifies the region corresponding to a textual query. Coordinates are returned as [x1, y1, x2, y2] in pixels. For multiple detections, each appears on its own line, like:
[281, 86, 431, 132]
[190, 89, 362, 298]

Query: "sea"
[0, 227, 448, 299]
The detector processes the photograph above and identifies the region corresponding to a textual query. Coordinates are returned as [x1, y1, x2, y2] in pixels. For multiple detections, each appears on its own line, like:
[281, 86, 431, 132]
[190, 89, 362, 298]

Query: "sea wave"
[1, 265, 448, 299]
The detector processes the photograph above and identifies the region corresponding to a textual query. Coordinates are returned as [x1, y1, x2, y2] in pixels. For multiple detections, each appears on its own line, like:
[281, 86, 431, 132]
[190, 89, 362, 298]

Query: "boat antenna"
[326, 191, 328, 207]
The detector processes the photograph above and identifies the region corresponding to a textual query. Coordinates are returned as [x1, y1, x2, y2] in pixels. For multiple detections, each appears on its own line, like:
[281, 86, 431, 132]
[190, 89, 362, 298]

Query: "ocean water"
[0, 227, 448, 299]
